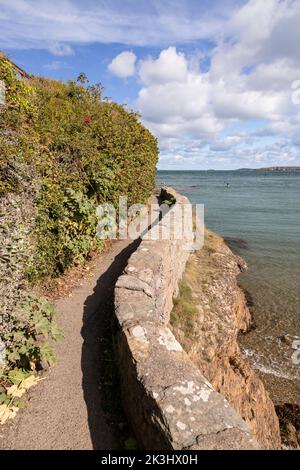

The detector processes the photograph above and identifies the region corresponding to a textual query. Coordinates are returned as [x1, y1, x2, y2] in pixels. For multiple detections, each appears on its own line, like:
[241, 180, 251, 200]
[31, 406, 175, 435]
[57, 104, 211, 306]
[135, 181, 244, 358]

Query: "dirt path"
[0, 238, 139, 450]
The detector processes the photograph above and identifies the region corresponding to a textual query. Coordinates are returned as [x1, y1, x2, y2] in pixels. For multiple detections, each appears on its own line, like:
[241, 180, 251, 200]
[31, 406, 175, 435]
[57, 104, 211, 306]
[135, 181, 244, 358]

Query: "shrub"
[0, 193, 62, 384]
[0, 57, 158, 395]
[28, 75, 158, 279]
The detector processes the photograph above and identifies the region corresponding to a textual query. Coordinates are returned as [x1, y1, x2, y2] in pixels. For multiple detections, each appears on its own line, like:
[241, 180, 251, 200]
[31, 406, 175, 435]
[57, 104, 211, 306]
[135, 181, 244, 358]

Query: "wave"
[242, 348, 299, 381]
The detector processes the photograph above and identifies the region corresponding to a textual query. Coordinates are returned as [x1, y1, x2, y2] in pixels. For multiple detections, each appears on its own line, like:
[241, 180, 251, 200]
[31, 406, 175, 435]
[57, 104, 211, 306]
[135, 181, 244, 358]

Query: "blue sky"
[0, 0, 300, 170]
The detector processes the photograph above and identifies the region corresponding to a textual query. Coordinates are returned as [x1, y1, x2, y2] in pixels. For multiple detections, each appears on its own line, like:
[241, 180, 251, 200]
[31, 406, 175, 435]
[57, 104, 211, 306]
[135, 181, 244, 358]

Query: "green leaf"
[0, 393, 10, 405]
[50, 323, 64, 342]
[8, 368, 31, 385]
[13, 399, 26, 409]
[39, 344, 56, 367]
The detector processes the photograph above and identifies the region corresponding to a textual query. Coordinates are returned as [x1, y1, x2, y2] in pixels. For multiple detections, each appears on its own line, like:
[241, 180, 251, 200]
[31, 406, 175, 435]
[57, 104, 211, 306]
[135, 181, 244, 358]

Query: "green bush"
[0, 57, 158, 388]
[1, 57, 158, 280]
[0, 192, 62, 383]
[28, 75, 158, 279]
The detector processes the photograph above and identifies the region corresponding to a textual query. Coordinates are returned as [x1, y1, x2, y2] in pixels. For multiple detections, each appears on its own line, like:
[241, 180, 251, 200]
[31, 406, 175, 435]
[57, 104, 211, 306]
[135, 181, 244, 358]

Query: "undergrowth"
[171, 277, 199, 340]
[170, 230, 224, 342]
[0, 56, 158, 422]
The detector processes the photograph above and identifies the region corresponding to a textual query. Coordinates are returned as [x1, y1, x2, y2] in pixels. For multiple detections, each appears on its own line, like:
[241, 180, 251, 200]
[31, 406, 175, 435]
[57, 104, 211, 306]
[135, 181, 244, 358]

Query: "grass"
[171, 279, 199, 340]
[170, 228, 225, 342]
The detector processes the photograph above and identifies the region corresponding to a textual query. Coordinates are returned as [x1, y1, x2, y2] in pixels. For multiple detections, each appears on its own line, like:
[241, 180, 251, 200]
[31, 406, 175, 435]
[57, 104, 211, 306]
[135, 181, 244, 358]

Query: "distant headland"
[256, 166, 300, 171]
[234, 166, 300, 172]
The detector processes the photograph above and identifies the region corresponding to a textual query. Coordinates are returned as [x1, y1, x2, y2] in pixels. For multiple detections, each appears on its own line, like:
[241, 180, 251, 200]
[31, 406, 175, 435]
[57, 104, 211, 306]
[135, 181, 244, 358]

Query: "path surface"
[0, 238, 139, 450]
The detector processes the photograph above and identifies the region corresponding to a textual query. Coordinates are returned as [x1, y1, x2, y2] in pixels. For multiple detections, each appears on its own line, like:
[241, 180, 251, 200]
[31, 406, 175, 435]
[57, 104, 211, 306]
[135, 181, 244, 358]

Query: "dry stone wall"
[114, 188, 259, 450]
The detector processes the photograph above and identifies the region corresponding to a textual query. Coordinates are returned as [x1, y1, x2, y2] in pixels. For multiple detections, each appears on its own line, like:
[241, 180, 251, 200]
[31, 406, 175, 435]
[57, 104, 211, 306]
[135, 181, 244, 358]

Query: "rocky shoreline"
[226, 242, 300, 449]
[170, 228, 281, 449]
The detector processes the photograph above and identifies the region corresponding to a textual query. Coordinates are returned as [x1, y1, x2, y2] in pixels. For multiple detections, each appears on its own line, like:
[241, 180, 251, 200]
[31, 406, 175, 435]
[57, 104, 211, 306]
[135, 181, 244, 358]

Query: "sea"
[157, 170, 300, 404]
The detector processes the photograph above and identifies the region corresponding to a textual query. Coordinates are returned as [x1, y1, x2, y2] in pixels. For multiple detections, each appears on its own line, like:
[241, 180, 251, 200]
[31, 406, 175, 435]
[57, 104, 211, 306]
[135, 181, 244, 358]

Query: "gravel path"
[0, 239, 138, 450]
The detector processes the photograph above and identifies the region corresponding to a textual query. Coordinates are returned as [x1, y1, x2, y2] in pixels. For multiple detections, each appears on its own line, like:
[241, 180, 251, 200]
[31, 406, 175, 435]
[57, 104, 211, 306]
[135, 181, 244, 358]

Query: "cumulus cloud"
[133, 0, 300, 168]
[108, 51, 137, 78]
[137, 47, 222, 139]
[139, 47, 188, 85]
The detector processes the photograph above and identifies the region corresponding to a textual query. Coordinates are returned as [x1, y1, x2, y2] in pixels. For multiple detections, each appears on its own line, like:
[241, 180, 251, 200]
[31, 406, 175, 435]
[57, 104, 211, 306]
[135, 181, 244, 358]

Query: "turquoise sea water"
[157, 170, 300, 388]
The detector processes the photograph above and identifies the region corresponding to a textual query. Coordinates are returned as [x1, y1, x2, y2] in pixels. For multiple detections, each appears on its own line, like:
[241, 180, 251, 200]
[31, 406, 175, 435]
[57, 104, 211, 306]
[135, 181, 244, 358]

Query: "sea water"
[157, 170, 300, 399]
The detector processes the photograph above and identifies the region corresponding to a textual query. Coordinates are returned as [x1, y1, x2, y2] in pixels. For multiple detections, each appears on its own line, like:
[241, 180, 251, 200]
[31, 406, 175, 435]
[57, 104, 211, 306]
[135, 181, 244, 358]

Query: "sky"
[0, 0, 300, 170]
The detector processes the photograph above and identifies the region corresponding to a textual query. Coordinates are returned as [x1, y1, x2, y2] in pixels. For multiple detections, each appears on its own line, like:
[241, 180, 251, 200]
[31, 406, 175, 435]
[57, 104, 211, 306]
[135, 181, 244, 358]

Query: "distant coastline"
[256, 166, 300, 172]
[158, 167, 300, 173]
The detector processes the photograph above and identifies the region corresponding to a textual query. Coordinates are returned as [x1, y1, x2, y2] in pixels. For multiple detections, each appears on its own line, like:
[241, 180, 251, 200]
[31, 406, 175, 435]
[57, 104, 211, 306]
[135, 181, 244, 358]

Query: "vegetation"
[171, 277, 199, 340]
[171, 230, 223, 344]
[0, 56, 158, 419]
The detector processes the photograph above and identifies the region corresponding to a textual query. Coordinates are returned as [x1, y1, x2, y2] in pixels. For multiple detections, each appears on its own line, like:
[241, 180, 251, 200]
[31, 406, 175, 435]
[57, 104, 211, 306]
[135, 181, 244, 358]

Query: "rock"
[203, 346, 215, 362]
[276, 403, 300, 448]
[280, 335, 294, 346]
[278, 420, 298, 448]
[171, 228, 281, 449]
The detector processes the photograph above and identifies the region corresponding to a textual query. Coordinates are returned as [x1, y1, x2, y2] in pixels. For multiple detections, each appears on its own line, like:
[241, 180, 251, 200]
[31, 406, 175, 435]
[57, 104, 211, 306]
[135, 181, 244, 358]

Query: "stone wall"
[114, 188, 259, 450]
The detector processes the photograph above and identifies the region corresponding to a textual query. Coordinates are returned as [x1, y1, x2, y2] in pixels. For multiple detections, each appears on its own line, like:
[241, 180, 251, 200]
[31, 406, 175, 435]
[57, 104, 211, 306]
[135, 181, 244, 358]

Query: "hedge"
[0, 57, 158, 400]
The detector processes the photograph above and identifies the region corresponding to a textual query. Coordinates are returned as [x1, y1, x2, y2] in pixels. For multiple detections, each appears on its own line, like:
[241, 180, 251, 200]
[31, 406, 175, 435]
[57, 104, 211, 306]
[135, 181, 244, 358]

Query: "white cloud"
[137, 47, 222, 141]
[133, 0, 300, 168]
[211, 85, 288, 121]
[108, 51, 137, 78]
[43, 60, 72, 71]
[139, 47, 188, 85]
[43, 61, 63, 71]
[48, 42, 74, 56]
[0, 0, 240, 50]
[1, 0, 300, 168]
